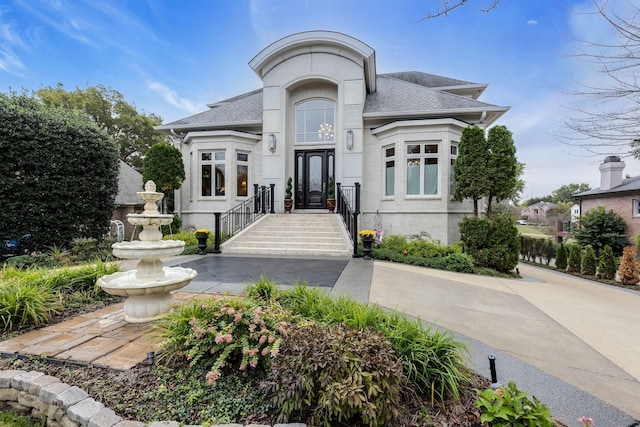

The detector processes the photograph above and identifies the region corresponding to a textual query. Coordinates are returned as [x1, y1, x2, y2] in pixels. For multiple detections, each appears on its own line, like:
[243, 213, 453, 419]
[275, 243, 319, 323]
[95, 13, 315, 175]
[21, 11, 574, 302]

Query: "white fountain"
[98, 180, 197, 323]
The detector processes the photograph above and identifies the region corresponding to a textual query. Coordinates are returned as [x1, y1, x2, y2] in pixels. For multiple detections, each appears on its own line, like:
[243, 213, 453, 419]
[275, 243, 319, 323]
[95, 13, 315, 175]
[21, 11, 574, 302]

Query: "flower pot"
[284, 198, 293, 213]
[327, 198, 336, 213]
[196, 236, 208, 255]
[362, 238, 374, 259]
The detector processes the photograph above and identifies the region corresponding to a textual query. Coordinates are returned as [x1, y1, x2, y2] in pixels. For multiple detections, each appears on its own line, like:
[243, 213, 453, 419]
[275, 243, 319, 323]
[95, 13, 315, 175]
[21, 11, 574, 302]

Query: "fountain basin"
[127, 214, 174, 227]
[97, 267, 197, 323]
[112, 240, 185, 260]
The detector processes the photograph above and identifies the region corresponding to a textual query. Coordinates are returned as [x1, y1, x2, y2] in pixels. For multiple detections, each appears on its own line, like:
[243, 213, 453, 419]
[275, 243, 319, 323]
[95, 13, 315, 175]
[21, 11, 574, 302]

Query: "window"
[237, 152, 249, 197]
[406, 143, 438, 195]
[634, 199, 640, 217]
[450, 143, 458, 197]
[384, 147, 395, 196]
[201, 151, 225, 197]
[296, 99, 335, 143]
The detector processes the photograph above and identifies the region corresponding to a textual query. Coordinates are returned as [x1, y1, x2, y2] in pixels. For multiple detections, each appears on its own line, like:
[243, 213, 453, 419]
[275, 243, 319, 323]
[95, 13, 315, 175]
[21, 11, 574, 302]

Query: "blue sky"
[1, 0, 637, 199]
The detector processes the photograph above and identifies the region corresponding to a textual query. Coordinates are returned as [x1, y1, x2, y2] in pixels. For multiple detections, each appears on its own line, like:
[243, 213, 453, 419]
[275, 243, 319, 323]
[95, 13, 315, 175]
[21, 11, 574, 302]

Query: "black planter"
[362, 238, 374, 259]
[196, 236, 208, 255]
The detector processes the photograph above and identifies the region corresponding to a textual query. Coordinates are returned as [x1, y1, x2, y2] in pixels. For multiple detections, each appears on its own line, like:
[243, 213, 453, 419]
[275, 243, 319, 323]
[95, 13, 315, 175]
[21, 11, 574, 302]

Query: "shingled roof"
[115, 160, 143, 206]
[575, 175, 640, 198]
[156, 71, 506, 131]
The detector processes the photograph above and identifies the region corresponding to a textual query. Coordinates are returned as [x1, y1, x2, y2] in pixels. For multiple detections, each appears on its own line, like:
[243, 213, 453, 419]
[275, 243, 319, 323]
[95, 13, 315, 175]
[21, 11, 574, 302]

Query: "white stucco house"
[156, 31, 509, 245]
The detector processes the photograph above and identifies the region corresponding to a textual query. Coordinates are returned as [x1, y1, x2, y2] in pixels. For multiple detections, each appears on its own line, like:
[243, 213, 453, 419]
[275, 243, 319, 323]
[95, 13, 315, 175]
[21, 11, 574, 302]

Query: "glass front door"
[295, 150, 334, 209]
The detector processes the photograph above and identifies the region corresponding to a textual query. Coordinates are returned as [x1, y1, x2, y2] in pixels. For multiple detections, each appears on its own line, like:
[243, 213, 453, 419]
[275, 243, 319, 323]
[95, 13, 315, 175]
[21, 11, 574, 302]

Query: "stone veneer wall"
[0, 369, 306, 427]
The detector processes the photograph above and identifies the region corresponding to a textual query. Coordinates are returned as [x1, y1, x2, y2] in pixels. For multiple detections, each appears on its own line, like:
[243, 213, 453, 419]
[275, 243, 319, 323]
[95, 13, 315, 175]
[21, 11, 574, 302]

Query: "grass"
[516, 224, 547, 236]
[0, 411, 45, 427]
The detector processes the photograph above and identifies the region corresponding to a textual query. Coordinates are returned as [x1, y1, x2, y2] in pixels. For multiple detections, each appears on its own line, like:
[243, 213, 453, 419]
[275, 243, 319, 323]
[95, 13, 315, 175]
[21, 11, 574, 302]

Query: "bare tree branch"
[419, 0, 501, 21]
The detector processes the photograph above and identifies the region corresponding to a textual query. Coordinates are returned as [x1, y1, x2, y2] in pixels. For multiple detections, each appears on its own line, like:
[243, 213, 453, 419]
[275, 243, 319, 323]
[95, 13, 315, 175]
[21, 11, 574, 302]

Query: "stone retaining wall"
[0, 369, 305, 427]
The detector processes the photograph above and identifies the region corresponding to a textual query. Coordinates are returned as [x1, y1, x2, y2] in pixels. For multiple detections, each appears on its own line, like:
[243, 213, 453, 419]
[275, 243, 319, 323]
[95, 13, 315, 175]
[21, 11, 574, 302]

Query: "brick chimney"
[599, 156, 625, 190]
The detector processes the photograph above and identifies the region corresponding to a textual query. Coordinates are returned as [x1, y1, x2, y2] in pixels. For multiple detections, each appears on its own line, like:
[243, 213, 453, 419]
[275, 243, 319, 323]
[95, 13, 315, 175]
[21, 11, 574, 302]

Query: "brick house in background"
[574, 156, 640, 243]
[520, 201, 558, 224]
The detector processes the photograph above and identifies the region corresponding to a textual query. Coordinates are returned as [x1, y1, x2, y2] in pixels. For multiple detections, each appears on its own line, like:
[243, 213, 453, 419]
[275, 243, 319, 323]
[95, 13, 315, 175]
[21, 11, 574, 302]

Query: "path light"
[488, 355, 498, 387]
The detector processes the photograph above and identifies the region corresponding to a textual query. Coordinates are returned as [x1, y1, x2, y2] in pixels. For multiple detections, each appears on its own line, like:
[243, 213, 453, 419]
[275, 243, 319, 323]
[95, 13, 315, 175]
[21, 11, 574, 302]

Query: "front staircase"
[221, 213, 352, 257]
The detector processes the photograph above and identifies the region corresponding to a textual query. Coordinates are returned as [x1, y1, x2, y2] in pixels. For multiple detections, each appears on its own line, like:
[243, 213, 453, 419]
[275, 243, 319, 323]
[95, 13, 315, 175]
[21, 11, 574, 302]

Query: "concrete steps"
[221, 213, 353, 257]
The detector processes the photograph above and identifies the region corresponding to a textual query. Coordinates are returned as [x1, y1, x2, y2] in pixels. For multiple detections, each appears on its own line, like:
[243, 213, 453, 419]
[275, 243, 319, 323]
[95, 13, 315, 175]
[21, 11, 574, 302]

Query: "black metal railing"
[336, 182, 361, 257]
[213, 184, 275, 253]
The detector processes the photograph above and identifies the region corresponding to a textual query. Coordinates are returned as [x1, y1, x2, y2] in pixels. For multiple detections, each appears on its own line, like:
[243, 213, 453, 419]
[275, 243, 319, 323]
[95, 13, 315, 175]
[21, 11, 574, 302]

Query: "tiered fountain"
[98, 180, 197, 323]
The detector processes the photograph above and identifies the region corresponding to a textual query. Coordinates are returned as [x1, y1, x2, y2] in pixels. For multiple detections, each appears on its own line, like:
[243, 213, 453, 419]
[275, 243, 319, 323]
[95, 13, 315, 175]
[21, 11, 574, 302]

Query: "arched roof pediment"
[249, 30, 376, 93]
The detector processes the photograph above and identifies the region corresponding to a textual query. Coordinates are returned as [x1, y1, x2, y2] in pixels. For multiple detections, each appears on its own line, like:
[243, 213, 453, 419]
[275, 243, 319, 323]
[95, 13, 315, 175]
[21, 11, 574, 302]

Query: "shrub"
[157, 296, 289, 384]
[164, 230, 198, 246]
[380, 235, 408, 252]
[161, 214, 182, 235]
[460, 215, 520, 272]
[264, 323, 404, 427]
[567, 244, 582, 273]
[555, 243, 568, 270]
[4, 254, 55, 269]
[542, 239, 556, 266]
[279, 285, 470, 402]
[405, 239, 461, 258]
[0, 93, 119, 250]
[618, 246, 639, 285]
[0, 281, 60, 330]
[475, 380, 554, 427]
[581, 245, 597, 276]
[598, 245, 617, 280]
[372, 249, 474, 273]
[573, 206, 628, 256]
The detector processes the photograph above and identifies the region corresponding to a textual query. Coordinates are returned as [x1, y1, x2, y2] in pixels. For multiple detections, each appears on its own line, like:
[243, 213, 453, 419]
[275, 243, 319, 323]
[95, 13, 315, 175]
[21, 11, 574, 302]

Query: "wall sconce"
[346, 130, 354, 150]
[268, 134, 276, 153]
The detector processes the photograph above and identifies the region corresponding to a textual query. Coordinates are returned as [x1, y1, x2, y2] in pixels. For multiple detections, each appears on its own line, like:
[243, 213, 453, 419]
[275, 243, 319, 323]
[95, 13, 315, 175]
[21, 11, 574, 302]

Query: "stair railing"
[336, 182, 361, 257]
[213, 184, 275, 253]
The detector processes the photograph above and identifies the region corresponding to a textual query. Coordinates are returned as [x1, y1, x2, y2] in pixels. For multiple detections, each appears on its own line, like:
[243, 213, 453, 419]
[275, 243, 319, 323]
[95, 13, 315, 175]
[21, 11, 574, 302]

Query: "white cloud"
[147, 82, 202, 115]
[527, 19, 538, 25]
[0, 6, 26, 75]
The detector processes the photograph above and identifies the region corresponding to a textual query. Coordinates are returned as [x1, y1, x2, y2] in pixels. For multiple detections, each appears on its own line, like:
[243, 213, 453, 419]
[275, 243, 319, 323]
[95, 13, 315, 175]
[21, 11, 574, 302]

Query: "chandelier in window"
[318, 123, 334, 140]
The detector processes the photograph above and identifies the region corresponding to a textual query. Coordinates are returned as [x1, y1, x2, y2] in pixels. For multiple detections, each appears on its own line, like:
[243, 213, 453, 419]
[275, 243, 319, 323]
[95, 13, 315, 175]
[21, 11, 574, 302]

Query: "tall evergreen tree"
[581, 245, 597, 276]
[598, 245, 617, 280]
[567, 243, 582, 273]
[453, 125, 490, 216]
[555, 243, 568, 270]
[142, 143, 186, 213]
[486, 126, 518, 218]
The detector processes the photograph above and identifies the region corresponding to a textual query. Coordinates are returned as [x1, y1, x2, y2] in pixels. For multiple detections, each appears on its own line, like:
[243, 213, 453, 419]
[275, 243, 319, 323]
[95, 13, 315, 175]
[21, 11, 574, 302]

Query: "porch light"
[268, 134, 276, 152]
[346, 130, 354, 150]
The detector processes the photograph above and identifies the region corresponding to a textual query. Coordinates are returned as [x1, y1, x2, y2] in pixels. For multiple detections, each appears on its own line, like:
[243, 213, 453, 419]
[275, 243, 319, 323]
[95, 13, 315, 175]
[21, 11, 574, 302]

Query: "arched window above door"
[295, 99, 335, 143]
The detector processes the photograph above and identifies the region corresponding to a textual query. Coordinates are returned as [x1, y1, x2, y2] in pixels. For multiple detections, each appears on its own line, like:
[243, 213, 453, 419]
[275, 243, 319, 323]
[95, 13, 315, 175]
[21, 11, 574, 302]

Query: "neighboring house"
[156, 31, 509, 244]
[570, 203, 580, 223]
[113, 160, 143, 239]
[520, 202, 558, 224]
[574, 156, 640, 242]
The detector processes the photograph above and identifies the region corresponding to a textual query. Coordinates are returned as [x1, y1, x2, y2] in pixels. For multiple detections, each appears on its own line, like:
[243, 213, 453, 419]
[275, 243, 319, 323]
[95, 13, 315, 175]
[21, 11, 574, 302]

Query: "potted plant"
[194, 228, 210, 254]
[326, 176, 336, 213]
[359, 229, 375, 259]
[284, 177, 293, 213]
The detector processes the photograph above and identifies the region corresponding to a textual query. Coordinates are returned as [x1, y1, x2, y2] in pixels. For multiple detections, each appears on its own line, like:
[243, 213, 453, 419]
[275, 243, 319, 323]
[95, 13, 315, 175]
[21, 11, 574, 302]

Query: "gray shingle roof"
[380, 71, 478, 88]
[575, 175, 640, 198]
[364, 74, 502, 114]
[115, 160, 143, 206]
[159, 89, 263, 129]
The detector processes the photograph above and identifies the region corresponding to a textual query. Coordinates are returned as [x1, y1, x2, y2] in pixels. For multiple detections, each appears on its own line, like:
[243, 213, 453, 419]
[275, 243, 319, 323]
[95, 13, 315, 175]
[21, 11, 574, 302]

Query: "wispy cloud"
[527, 19, 538, 25]
[0, 6, 26, 75]
[147, 81, 202, 115]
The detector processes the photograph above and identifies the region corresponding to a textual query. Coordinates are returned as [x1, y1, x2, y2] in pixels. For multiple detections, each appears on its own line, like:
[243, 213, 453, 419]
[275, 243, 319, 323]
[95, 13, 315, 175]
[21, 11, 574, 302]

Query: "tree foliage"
[573, 206, 628, 256]
[459, 215, 520, 272]
[142, 143, 185, 212]
[551, 183, 591, 204]
[618, 246, 639, 285]
[486, 126, 518, 217]
[567, 244, 582, 273]
[555, 243, 568, 270]
[36, 83, 166, 170]
[597, 244, 617, 280]
[454, 125, 490, 216]
[0, 92, 119, 249]
[581, 245, 597, 276]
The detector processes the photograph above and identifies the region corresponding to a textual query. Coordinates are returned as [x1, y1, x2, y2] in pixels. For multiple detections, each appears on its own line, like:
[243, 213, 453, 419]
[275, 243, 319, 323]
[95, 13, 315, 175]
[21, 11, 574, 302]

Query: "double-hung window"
[406, 143, 438, 195]
[201, 151, 225, 197]
[236, 152, 249, 197]
[384, 147, 395, 197]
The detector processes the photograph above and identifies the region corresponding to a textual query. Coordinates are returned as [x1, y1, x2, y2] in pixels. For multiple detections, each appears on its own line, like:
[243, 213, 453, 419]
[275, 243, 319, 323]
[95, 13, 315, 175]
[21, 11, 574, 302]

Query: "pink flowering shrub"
[157, 295, 290, 385]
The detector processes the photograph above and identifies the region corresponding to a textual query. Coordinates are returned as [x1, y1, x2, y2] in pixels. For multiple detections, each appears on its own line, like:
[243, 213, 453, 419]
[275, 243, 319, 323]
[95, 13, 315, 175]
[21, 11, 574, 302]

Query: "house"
[112, 160, 143, 239]
[155, 31, 509, 244]
[519, 201, 558, 225]
[574, 156, 640, 242]
[570, 203, 580, 223]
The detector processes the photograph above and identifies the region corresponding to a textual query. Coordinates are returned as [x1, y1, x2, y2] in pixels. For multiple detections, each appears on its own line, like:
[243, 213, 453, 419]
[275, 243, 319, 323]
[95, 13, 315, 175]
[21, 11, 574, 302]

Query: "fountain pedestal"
[97, 181, 197, 323]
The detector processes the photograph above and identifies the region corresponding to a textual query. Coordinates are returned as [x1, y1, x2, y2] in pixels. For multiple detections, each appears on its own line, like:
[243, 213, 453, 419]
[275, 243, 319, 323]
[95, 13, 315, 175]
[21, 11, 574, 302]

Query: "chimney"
[599, 156, 625, 190]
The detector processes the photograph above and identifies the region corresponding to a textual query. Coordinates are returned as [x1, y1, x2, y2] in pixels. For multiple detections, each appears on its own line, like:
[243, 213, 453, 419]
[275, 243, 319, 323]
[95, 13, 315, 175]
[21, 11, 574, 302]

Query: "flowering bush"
[475, 381, 554, 426]
[578, 416, 595, 426]
[157, 296, 290, 385]
[359, 229, 375, 240]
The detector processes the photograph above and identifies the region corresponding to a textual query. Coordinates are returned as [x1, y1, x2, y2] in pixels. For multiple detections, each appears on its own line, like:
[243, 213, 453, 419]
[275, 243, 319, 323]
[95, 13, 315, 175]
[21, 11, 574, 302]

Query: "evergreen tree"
[618, 246, 640, 285]
[567, 244, 582, 273]
[555, 243, 568, 270]
[573, 206, 628, 256]
[581, 245, 597, 276]
[543, 240, 556, 266]
[453, 125, 490, 216]
[142, 143, 186, 213]
[598, 245, 617, 280]
[486, 126, 518, 218]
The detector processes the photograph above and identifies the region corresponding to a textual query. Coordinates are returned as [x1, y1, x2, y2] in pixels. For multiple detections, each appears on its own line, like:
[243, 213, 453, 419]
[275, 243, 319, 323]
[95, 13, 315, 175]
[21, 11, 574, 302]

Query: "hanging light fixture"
[268, 134, 276, 152]
[346, 130, 354, 150]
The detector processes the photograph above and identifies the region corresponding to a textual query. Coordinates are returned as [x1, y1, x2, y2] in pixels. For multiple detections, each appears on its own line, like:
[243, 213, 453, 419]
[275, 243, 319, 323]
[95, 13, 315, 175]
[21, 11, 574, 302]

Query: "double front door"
[295, 149, 334, 209]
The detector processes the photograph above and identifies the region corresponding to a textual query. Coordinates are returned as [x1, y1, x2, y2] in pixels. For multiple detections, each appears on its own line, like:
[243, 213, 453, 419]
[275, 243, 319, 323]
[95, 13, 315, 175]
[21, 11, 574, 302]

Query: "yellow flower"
[359, 229, 375, 240]
[194, 228, 210, 235]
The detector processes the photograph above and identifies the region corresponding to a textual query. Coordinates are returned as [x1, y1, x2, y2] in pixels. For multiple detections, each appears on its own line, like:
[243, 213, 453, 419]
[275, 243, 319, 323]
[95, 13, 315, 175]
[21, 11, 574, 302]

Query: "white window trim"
[382, 144, 395, 199]
[200, 149, 226, 199]
[404, 141, 441, 199]
[236, 150, 250, 199]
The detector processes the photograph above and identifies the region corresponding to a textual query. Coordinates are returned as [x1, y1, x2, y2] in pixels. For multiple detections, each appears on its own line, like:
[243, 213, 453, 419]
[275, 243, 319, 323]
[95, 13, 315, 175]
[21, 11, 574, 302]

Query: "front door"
[295, 150, 334, 209]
